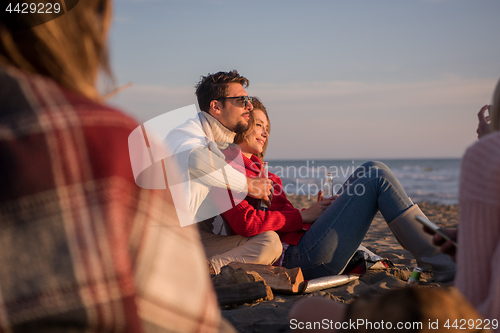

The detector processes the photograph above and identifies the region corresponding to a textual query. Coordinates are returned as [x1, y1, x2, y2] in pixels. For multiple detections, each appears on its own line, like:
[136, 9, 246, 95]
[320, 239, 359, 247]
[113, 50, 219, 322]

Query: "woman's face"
[238, 109, 269, 157]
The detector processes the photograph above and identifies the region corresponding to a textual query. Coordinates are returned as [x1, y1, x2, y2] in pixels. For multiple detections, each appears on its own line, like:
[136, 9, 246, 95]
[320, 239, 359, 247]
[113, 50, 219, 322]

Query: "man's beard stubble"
[233, 121, 250, 134]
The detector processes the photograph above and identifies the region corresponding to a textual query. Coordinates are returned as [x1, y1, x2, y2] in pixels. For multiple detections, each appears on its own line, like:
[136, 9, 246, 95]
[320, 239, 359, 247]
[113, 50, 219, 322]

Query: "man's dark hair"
[195, 70, 249, 112]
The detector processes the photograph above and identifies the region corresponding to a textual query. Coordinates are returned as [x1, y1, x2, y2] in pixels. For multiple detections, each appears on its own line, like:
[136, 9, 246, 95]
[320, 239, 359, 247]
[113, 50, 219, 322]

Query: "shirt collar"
[201, 112, 236, 143]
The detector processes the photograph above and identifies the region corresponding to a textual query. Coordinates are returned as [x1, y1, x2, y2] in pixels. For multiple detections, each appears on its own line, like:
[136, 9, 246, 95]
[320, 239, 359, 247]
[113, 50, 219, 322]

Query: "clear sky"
[107, 0, 500, 160]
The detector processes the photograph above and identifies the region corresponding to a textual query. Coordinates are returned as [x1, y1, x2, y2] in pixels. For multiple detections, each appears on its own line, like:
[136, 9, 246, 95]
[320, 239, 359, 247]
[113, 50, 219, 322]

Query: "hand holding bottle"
[300, 199, 333, 223]
[258, 162, 272, 211]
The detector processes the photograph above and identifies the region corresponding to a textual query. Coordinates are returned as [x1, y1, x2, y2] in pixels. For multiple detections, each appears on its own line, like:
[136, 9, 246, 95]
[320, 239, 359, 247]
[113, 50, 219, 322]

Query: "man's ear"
[209, 100, 222, 117]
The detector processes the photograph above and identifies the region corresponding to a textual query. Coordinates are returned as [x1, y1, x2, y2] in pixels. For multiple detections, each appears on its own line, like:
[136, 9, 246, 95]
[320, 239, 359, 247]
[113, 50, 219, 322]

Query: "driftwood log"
[215, 281, 269, 307]
[227, 262, 305, 294]
[212, 266, 274, 306]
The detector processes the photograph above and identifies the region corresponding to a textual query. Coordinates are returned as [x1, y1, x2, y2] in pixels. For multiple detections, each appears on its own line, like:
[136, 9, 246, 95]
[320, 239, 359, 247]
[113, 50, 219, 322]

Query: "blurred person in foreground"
[287, 80, 500, 332]
[0, 1, 233, 332]
[429, 79, 500, 325]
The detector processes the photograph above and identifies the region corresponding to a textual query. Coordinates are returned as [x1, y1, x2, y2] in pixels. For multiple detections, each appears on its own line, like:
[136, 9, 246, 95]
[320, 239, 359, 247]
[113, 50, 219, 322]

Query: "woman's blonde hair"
[0, 0, 113, 100]
[491, 78, 500, 132]
[234, 97, 270, 160]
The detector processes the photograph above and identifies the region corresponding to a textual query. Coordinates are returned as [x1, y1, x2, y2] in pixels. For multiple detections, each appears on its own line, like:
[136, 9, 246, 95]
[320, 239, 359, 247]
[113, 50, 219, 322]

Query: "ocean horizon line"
[267, 157, 462, 163]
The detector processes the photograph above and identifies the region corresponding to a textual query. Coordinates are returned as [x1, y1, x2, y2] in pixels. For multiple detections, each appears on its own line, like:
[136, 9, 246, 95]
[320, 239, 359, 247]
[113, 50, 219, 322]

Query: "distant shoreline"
[267, 157, 462, 163]
[268, 159, 461, 206]
[287, 195, 459, 227]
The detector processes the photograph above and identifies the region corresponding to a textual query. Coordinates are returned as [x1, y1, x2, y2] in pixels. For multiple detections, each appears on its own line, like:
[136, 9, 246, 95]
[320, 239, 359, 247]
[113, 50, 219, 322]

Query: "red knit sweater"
[220, 152, 309, 245]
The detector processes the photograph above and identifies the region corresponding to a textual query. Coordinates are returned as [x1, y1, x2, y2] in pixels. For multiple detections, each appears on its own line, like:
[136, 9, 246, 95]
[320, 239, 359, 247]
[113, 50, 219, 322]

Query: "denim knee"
[365, 166, 397, 183]
[350, 161, 388, 180]
[359, 160, 389, 171]
[347, 167, 399, 199]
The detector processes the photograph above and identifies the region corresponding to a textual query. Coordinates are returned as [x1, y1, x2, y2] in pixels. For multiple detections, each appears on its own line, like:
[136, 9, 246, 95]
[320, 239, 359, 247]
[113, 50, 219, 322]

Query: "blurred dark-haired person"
[0, 2, 234, 331]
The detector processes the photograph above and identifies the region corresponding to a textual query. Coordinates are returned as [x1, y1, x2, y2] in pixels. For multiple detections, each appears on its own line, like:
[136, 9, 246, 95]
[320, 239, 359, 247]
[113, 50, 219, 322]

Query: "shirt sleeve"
[188, 146, 247, 193]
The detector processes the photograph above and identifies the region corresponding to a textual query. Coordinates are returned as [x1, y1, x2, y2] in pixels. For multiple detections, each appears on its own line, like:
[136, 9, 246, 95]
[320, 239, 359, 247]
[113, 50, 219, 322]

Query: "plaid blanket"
[0, 66, 228, 332]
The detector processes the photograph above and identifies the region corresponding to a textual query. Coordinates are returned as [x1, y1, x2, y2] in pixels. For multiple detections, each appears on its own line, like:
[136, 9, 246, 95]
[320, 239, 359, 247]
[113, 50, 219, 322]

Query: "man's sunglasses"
[215, 96, 254, 107]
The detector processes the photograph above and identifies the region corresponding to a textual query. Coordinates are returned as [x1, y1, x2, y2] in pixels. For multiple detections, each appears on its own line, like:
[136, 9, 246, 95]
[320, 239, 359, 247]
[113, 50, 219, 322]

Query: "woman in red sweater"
[219, 98, 455, 281]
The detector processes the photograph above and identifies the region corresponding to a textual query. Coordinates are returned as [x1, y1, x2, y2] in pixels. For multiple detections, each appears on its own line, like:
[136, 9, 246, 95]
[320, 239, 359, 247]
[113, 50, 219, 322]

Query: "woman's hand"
[477, 105, 491, 139]
[247, 177, 273, 205]
[300, 196, 337, 223]
[317, 190, 324, 202]
[317, 190, 339, 202]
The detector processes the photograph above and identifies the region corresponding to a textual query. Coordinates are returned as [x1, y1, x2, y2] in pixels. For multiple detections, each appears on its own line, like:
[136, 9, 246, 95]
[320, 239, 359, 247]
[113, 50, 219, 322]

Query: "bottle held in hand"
[323, 173, 334, 199]
[258, 162, 270, 211]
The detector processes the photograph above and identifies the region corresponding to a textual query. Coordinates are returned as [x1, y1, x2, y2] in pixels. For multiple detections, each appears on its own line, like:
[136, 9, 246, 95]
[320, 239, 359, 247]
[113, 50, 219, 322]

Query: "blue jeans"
[282, 161, 413, 279]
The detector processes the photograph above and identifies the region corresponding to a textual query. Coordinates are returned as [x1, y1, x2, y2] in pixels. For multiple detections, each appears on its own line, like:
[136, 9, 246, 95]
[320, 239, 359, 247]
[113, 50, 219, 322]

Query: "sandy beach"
[221, 196, 458, 332]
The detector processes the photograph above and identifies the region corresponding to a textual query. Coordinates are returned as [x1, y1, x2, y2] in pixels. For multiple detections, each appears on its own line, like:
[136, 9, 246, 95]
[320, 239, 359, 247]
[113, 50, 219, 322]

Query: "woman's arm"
[300, 194, 335, 223]
[221, 176, 305, 237]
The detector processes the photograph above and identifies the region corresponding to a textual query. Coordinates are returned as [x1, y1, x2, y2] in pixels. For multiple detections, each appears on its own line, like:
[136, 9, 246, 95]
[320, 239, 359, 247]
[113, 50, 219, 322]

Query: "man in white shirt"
[167, 70, 282, 274]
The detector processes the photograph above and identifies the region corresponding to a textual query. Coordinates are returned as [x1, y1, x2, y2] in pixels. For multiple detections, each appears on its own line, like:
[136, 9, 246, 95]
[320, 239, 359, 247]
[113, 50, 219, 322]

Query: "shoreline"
[287, 195, 458, 224]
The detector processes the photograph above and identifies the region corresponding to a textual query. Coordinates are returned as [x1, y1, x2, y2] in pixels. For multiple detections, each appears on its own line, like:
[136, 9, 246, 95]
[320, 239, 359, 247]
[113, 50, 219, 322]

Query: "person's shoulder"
[0, 65, 139, 131]
[165, 114, 204, 140]
[461, 132, 500, 202]
[223, 143, 243, 160]
[469, 131, 500, 149]
[463, 132, 500, 166]
[65, 90, 139, 131]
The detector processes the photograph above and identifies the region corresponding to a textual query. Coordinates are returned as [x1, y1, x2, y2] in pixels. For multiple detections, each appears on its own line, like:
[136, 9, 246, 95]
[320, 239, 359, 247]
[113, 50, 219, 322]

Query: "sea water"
[267, 159, 461, 206]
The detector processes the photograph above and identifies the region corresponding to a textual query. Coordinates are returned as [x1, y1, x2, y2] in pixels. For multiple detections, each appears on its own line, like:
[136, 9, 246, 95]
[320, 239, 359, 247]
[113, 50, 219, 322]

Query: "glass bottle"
[323, 172, 334, 199]
[258, 162, 270, 211]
